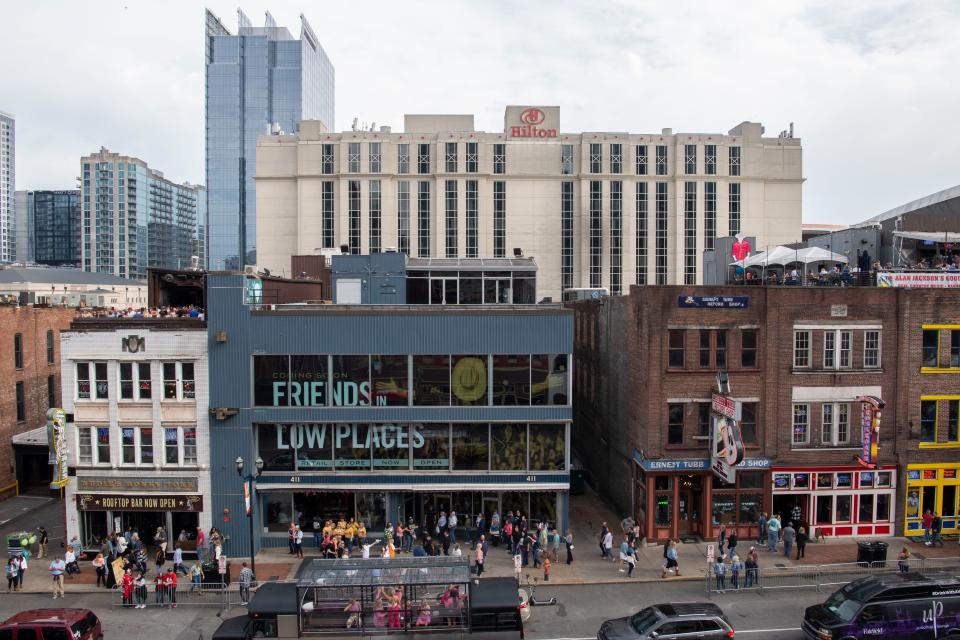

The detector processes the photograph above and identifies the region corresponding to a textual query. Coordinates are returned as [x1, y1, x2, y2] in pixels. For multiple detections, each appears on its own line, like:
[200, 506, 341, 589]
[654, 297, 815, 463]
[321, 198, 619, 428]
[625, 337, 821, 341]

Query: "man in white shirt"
[362, 539, 381, 559]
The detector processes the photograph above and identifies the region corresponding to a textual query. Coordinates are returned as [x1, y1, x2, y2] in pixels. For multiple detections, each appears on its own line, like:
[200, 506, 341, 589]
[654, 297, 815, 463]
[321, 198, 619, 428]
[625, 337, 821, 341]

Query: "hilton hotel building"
[255, 106, 802, 300]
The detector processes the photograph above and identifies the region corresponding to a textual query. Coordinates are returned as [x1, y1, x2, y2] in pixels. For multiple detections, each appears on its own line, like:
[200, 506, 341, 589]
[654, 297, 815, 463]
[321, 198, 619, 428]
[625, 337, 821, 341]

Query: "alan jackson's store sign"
[76, 494, 203, 512]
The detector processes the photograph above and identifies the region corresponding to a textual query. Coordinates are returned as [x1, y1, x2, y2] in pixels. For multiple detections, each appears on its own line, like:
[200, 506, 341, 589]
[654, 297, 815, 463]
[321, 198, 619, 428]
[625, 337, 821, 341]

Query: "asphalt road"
[0, 580, 825, 639]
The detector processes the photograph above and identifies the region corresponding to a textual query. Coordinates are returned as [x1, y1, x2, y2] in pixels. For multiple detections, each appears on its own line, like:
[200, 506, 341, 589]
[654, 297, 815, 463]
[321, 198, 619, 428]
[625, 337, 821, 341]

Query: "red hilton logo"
[512, 108, 557, 138]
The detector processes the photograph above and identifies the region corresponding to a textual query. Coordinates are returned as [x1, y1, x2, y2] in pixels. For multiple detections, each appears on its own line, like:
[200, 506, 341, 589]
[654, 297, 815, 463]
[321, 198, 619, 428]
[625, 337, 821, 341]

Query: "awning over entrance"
[893, 231, 960, 242]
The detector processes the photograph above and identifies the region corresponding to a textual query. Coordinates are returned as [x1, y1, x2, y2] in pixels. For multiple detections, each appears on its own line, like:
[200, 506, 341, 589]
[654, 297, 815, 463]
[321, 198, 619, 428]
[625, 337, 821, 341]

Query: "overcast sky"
[3, 0, 958, 224]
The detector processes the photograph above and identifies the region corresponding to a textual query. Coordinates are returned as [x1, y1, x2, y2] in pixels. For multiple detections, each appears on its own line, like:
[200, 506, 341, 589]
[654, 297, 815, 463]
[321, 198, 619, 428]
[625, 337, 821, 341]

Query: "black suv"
[598, 603, 734, 640]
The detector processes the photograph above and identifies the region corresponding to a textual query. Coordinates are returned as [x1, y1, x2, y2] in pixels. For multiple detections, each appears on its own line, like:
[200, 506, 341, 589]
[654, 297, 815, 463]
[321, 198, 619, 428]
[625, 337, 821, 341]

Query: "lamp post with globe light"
[235, 455, 264, 576]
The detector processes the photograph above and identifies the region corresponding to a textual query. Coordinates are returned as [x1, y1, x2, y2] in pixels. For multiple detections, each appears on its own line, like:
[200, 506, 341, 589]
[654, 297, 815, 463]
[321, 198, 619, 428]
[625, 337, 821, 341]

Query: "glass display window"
[529, 424, 566, 471]
[793, 474, 810, 489]
[451, 355, 488, 406]
[773, 473, 791, 490]
[254, 355, 289, 406]
[331, 356, 371, 407]
[491, 423, 527, 470]
[413, 424, 450, 470]
[836, 473, 853, 488]
[413, 356, 450, 406]
[452, 424, 489, 470]
[817, 473, 833, 489]
[370, 355, 409, 407]
[492, 355, 530, 406]
[531, 354, 569, 406]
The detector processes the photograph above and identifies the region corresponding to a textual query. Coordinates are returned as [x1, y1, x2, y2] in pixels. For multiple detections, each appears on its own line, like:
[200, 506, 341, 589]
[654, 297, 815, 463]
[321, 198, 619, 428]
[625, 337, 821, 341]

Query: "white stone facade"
[255, 107, 803, 301]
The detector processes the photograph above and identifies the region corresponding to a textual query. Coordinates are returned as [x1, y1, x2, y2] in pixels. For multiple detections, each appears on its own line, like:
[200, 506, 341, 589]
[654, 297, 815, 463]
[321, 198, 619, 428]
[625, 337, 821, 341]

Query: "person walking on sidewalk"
[929, 513, 944, 547]
[717, 525, 727, 558]
[513, 552, 522, 584]
[15, 554, 27, 591]
[49, 555, 65, 599]
[661, 540, 680, 578]
[766, 515, 781, 552]
[173, 544, 187, 575]
[565, 529, 574, 565]
[745, 547, 759, 588]
[726, 531, 738, 560]
[781, 521, 796, 559]
[598, 522, 609, 558]
[6, 558, 18, 593]
[713, 556, 726, 592]
[619, 537, 630, 573]
[93, 553, 108, 587]
[898, 546, 911, 573]
[475, 540, 485, 577]
[602, 528, 614, 561]
[295, 525, 305, 558]
[239, 562, 254, 604]
[757, 513, 767, 546]
[37, 526, 48, 559]
[922, 509, 933, 544]
[154, 547, 166, 576]
[624, 546, 636, 578]
[796, 526, 809, 559]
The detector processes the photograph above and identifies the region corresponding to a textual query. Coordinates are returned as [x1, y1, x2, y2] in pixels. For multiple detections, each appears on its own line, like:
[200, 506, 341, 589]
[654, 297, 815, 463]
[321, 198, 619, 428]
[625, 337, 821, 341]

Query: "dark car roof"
[3, 609, 93, 625]
[212, 615, 250, 640]
[471, 578, 520, 612]
[846, 572, 960, 600]
[247, 582, 299, 616]
[654, 602, 725, 618]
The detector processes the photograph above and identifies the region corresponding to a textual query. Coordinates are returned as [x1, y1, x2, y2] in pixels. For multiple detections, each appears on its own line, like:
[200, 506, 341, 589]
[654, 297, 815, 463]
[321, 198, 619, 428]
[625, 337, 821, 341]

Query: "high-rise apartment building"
[0, 111, 14, 263]
[205, 9, 335, 271]
[14, 190, 81, 266]
[255, 107, 803, 301]
[80, 148, 205, 279]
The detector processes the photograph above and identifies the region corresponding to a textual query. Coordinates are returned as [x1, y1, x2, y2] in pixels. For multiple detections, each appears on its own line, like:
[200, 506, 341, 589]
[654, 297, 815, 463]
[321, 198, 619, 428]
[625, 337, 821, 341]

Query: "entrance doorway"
[676, 475, 703, 537]
[118, 511, 166, 549]
[774, 494, 807, 526]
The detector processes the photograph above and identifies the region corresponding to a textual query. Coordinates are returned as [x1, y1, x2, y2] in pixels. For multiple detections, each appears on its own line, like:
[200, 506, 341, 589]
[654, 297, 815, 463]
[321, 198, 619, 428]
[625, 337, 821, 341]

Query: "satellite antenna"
[351, 117, 358, 132]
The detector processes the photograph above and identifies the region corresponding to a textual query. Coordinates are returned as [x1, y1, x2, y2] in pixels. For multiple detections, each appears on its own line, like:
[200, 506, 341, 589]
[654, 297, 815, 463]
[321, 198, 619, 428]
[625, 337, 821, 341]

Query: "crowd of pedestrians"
[77, 305, 204, 320]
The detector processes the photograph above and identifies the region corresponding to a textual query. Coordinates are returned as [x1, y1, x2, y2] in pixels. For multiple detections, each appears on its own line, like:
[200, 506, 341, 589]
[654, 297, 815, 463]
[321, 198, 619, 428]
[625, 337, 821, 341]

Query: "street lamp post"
[235, 455, 264, 577]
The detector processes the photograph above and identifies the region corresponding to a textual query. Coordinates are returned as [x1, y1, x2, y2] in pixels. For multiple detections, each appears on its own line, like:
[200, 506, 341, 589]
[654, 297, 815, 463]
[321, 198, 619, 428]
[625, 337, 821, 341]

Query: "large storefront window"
[254, 355, 289, 406]
[265, 492, 294, 532]
[452, 424, 489, 470]
[414, 424, 450, 469]
[905, 464, 960, 536]
[371, 356, 409, 406]
[530, 492, 558, 525]
[258, 424, 294, 471]
[290, 355, 327, 406]
[492, 355, 530, 405]
[373, 424, 410, 470]
[491, 423, 527, 470]
[529, 424, 566, 471]
[451, 355, 488, 406]
[331, 356, 371, 406]
[335, 424, 371, 470]
[296, 424, 333, 469]
[357, 492, 386, 531]
[712, 472, 766, 526]
[532, 354, 568, 406]
[413, 356, 450, 405]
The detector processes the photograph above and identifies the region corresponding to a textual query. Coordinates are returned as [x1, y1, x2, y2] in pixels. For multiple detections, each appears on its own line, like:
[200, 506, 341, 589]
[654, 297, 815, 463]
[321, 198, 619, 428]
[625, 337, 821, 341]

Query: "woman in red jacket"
[164, 567, 177, 608]
[121, 568, 135, 608]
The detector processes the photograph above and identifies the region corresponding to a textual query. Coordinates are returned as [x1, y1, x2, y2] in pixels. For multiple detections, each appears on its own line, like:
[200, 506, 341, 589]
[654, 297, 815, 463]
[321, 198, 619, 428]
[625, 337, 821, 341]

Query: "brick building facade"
[0, 303, 77, 494]
[573, 285, 958, 542]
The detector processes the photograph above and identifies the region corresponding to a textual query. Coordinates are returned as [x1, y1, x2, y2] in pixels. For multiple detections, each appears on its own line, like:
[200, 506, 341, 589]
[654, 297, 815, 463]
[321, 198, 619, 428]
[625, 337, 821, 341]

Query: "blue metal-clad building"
[207, 272, 573, 554]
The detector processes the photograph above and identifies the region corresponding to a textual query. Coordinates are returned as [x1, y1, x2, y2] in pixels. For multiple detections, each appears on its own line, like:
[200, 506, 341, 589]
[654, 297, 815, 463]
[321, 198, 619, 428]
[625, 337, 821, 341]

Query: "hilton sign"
[505, 106, 559, 139]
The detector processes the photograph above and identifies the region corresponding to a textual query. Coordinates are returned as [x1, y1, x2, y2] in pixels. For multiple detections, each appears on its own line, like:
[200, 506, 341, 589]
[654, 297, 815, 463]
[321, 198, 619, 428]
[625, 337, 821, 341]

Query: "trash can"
[857, 541, 889, 567]
[570, 470, 586, 496]
[871, 541, 888, 568]
[856, 541, 873, 567]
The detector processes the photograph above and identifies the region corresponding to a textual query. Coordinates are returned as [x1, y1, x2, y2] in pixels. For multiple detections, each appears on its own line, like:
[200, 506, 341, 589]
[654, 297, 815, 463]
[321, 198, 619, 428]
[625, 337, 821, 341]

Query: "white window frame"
[77, 425, 111, 465]
[864, 330, 881, 368]
[820, 402, 852, 446]
[823, 329, 852, 369]
[161, 361, 195, 401]
[118, 362, 153, 401]
[794, 330, 811, 368]
[162, 426, 198, 467]
[120, 425, 154, 466]
[76, 361, 109, 400]
[792, 403, 809, 445]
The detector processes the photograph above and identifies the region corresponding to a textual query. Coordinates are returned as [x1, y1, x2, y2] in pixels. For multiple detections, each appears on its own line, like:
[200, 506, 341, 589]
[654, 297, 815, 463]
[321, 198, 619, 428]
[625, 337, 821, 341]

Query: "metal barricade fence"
[706, 556, 960, 597]
[112, 581, 246, 610]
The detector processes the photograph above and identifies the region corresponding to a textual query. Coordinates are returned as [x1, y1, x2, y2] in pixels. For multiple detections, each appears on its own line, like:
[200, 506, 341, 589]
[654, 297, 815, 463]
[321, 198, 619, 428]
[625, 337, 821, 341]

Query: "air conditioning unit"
[243, 264, 260, 276]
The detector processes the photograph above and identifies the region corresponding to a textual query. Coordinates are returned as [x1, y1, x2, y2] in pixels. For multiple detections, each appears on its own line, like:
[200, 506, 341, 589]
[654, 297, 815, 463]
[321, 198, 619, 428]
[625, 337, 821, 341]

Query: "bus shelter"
[296, 557, 473, 635]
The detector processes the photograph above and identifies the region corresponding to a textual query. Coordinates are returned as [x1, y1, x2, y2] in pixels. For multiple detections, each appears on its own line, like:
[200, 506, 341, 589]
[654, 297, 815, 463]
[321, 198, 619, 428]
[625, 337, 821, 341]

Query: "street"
[0, 579, 823, 639]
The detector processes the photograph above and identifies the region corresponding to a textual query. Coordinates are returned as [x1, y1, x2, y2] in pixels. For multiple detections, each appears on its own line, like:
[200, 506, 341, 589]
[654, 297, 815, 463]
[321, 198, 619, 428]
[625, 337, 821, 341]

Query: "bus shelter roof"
[297, 557, 473, 588]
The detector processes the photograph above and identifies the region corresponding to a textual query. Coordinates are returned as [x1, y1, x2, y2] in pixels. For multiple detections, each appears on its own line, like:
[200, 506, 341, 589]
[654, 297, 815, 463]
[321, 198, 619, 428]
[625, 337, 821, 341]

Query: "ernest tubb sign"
[505, 106, 559, 139]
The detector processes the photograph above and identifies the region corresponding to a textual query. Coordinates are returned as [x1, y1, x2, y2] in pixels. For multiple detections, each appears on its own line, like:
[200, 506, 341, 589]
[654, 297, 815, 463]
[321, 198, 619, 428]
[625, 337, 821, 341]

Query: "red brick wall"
[0, 304, 77, 490]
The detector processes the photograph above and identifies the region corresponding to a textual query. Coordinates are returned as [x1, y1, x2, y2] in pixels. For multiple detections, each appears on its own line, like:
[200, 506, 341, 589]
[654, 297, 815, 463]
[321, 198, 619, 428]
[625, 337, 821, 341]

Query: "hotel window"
[635, 145, 648, 175]
[668, 403, 684, 445]
[347, 142, 361, 173]
[684, 144, 697, 174]
[740, 403, 758, 444]
[369, 142, 382, 173]
[635, 182, 648, 285]
[562, 181, 574, 290]
[561, 144, 574, 175]
[15, 382, 25, 422]
[610, 143, 622, 174]
[418, 181, 431, 257]
[794, 330, 811, 367]
[466, 180, 479, 258]
[76, 362, 108, 400]
[704, 181, 716, 251]
[821, 403, 851, 445]
[922, 329, 939, 367]
[655, 145, 668, 175]
[162, 362, 195, 400]
[684, 182, 697, 284]
[610, 181, 622, 294]
[445, 180, 458, 258]
[466, 142, 478, 173]
[369, 180, 382, 253]
[793, 404, 810, 445]
[398, 143, 410, 174]
[397, 181, 410, 254]
[824, 329, 852, 368]
[121, 426, 153, 465]
[322, 181, 335, 249]
[589, 181, 602, 287]
[445, 142, 458, 173]
[920, 399, 937, 442]
[729, 146, 741, 176]
[119, 362, 152, 400]
[348, 180, 361, 254]
[14, 333, 22, 369]
[589, 144, 602, 174]
[321, 144, 334, 174]
[728, 183, 741, 236]
[493, 181, 506, 258]
[668, 329, 685, 368]
[864, 330, 881, 368]
[417, 143, 431, 174]
[699, 329, 711, 368]
[655, 182, 668, 284]
[47, 329, 54, 364]
[493, 143, 506, 174]
[741, 329, 758, 367]
[78, 426, 110, 465]
[716, 330, 727, 368]
[705, 144, 717, 175]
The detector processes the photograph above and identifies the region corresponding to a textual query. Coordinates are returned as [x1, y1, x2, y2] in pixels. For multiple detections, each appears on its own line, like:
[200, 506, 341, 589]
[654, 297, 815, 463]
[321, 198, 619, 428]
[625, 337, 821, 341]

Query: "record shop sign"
[76, 494, 203, 512]
[76, 476, 199, 493]
[678, 295, 749, 309]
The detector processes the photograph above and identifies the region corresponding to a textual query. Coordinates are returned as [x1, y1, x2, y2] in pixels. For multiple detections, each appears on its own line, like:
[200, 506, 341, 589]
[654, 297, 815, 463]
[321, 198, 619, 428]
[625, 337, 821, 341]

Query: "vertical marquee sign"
[856, 395, 884, 469]
[47, 408, 69, 490]
[710, 392, 745, 484]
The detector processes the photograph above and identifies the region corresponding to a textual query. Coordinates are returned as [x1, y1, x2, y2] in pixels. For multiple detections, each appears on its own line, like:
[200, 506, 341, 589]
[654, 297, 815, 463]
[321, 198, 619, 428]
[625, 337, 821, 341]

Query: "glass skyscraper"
[14, 190, 81, 266]
[0, 111, 14, 263]
[205, 9, 335, 271]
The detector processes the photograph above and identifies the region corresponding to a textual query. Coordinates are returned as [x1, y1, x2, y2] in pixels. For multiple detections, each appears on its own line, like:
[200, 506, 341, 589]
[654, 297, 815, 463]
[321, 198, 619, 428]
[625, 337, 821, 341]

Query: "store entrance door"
[677, 475, 703, 537]
[118, 511, 166, 550]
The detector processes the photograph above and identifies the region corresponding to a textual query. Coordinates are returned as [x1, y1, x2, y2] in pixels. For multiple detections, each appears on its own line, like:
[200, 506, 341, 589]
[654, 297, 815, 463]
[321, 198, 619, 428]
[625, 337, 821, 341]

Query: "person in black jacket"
[796, 526, 809, 559]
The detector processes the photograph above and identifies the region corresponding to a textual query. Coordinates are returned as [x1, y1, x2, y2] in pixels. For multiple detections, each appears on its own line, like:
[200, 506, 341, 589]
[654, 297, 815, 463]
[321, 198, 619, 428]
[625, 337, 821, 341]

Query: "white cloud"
[2, 0, 958, 223]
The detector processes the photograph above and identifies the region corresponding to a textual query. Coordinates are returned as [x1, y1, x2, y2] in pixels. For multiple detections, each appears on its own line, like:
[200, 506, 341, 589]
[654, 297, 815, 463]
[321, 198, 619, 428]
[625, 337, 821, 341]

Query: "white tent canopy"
[731, 245, 848, 268]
